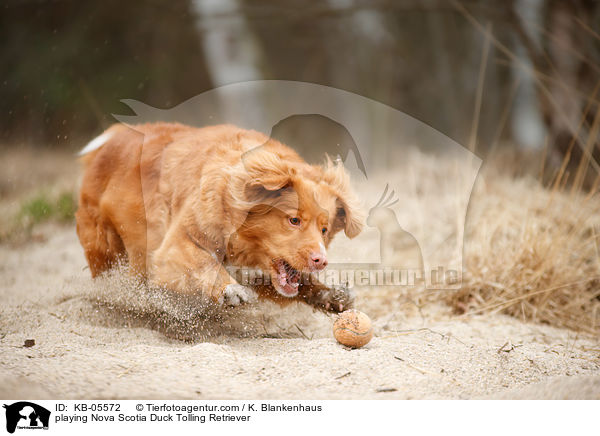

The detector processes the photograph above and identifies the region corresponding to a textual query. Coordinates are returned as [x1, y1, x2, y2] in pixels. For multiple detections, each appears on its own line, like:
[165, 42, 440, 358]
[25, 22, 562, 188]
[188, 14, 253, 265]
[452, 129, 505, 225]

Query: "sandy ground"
[1, 224, 599, 399]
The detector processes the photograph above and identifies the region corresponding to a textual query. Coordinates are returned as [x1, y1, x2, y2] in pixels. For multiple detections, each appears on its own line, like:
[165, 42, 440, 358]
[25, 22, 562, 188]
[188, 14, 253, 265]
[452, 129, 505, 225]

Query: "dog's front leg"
[249, 280, 354, 313]
[149, 228, 256, 307]
[299, 278, 355, 313]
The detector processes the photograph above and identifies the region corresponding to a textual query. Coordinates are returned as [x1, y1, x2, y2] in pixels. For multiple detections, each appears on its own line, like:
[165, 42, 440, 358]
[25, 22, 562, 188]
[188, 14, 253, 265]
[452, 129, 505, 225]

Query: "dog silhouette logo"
[114, 80, 482, 289]
[269, 114, 368, 178]
[3, 402, 50, 433]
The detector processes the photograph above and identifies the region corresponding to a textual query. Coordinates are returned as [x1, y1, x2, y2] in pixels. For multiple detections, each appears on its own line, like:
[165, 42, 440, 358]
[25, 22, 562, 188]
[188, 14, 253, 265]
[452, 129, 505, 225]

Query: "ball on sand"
[333, 310, 373, 348]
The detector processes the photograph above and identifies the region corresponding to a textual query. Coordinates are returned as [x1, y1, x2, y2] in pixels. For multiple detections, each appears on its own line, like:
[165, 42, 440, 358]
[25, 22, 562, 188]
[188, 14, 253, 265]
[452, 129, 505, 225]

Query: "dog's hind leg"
[75, 202, 126, 277]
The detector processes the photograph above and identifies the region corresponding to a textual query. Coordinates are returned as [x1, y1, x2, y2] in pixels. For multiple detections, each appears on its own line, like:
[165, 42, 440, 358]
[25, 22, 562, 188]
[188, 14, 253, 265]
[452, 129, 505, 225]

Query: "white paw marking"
[222, 284, 258, 307]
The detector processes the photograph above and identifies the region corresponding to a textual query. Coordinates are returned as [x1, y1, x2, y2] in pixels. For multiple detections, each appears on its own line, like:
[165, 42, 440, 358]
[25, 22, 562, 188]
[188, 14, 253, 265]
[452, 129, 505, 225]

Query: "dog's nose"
[309, 252, 328, 270]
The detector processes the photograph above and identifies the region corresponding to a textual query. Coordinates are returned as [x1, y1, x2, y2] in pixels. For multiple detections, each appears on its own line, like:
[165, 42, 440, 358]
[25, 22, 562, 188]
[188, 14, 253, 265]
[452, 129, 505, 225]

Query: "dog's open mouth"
[273, 259, 301, 296]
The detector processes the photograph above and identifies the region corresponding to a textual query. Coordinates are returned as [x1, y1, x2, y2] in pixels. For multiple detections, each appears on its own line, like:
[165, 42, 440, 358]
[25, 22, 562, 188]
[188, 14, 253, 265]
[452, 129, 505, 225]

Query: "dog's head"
[229, 143, 363, 297]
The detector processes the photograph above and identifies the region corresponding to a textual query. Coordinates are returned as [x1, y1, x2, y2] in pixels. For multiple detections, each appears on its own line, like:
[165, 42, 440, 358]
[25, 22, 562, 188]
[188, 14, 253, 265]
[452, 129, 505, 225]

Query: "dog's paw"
[221, 284, 258, 307]
[309, 284, 355, 313]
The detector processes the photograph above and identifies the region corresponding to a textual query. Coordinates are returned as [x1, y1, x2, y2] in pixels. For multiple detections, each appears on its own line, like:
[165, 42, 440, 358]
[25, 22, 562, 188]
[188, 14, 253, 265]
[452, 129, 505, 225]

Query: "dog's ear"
[333, 198, 363, 238]
[324, 159, 364, 238]
[243, 148, 292, 191]
[229, 146, 294, 209]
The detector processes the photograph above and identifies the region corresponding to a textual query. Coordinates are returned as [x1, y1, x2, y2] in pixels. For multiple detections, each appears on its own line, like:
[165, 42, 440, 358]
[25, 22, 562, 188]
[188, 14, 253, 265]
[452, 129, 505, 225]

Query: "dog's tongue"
[276, 262, 299, 295]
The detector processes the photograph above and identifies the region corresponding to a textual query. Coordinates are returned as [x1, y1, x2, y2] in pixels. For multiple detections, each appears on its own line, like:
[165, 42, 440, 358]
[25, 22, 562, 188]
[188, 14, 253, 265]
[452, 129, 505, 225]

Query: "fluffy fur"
[76, 122, 363, 311]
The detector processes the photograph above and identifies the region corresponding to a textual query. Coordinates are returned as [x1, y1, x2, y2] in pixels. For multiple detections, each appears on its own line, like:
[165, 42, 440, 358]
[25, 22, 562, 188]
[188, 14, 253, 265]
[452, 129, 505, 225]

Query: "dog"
[76, 122, 363, 312]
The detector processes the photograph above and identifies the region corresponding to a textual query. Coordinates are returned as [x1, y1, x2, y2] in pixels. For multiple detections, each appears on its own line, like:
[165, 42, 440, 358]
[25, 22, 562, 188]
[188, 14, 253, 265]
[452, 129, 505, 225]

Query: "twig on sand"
[294, 324, 312, 340]
[527, 358, 541, 371]
[117, 367, 135, 378]
[390, 327, 467, 346]
[48, 312, 65, 321]
[497, 341, 522, 354]
[394, 356, 433, 375]
[334, 371, 351, 380]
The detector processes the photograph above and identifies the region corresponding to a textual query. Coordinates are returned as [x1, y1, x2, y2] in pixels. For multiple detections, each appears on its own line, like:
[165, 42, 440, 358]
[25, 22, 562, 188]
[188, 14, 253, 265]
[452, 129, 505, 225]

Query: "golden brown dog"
[76, 123, 363, 311]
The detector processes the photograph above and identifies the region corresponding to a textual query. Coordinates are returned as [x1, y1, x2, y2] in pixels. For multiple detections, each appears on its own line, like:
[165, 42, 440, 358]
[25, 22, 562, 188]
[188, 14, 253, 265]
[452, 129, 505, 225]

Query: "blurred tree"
[508, 0, 600, 187]
[238, 0, 521, 155]
[1, 0, 598, 172]
[0, 0, 212, 146]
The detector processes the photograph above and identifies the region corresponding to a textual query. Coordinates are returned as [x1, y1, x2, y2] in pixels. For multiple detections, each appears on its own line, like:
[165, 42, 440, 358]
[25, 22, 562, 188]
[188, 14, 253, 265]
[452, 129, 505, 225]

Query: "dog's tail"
[78, 124, 125, 165]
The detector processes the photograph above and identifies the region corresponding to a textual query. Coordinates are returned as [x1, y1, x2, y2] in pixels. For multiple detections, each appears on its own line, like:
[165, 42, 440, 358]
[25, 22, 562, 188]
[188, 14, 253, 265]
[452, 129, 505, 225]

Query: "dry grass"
[413, 3, 600, 334]
[445, 160, 600, 334]
[347, 146, 600, 335]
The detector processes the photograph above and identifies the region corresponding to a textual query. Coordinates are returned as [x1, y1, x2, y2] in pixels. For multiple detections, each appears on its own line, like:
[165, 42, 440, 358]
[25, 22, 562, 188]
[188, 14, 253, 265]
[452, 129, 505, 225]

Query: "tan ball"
[333, 310, 373, 348]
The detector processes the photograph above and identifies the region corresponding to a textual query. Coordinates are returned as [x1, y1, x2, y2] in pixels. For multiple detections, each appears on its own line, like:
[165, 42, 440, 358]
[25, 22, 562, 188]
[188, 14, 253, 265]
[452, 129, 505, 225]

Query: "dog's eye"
[321, 227, 327, 234]
[289, 217, 301, 226]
